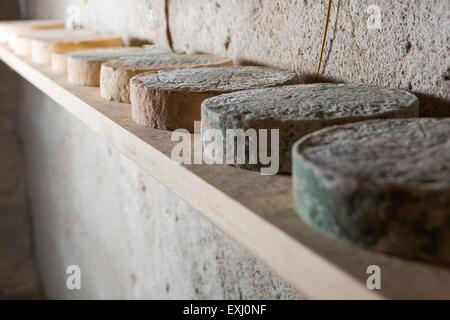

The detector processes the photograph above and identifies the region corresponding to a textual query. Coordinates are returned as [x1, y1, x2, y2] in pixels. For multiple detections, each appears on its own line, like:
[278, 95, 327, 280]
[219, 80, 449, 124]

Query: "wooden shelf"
[2, 45, 450, 299]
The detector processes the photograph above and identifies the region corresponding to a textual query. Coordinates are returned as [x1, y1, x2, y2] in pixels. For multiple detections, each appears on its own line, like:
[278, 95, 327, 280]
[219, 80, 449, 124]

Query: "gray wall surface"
[0, 0, 41, 299]
[27, 0, 450, 116]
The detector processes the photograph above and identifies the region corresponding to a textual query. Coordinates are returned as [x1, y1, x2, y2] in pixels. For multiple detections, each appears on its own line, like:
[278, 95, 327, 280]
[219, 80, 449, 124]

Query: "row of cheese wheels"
[2, 20, 449, 266]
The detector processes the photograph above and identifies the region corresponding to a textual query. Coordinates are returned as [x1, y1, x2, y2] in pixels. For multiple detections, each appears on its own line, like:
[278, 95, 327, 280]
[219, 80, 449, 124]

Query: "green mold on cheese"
[293, 118, 450, 264]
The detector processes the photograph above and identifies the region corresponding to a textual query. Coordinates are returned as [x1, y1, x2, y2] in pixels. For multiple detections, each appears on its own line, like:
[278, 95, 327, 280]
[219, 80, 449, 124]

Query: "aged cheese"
[0, 19, 63, 47]
[66, 47, 171, 86]
[201, 83, 419, 174]
[100, 54, 232, 103]
[293, 118, 450, 264]
[14, 29, 123, 64]
[130, 66, 298, 132]
[54, 46, 169, 76]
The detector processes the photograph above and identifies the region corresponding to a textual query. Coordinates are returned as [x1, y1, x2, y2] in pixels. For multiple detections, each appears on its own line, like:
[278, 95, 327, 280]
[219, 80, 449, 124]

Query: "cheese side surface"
[100, 54, 232, 103]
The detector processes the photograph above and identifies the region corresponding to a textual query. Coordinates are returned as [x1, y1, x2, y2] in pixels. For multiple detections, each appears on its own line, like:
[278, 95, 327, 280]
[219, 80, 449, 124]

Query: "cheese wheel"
[293, 118, 450, 264]
[130, 66, 298, 132]
[15, 29, 123, 64]
[53, 46, 166, 75]
[100, 54, 232, 103]
[0, 19, 63, 46]
[201, 84, 419, 174]
[51, 51, 68, 73]
[66, 47, 171, 86]
[13, 33, 33, 56]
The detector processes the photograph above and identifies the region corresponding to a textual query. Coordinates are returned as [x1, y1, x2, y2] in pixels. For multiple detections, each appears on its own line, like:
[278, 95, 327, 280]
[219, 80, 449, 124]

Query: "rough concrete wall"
[26, 0, 450, 116]
[0, 0, 41, 299]
[19, 83, 303, 299]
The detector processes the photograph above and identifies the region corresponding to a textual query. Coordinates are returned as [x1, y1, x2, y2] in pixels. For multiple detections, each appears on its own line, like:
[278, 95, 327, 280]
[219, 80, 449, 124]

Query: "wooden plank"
[1, 45, 450, 299]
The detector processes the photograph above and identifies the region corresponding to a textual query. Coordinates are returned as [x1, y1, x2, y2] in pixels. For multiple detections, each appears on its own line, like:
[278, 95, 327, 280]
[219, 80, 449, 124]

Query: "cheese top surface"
[202, 84, 418, 121]
[296, 118, 450, 189]
[131, 66, 298, 93]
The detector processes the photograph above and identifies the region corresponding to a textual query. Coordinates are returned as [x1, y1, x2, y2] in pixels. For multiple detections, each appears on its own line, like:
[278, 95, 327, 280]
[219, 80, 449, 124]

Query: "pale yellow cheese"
[14, 29, 123, 64]
[0, 20, 63, 48]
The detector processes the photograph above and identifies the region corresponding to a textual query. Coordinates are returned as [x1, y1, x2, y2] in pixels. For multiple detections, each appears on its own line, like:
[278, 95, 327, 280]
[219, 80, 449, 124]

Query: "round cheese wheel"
[201, 84, 419, 173]
[293, 118, 450, 264]
[0, 19, 63, 47]
[66, 47, 172, 86]
[14, 29, 88, 58]
[53, 46, 169, 76]
[13, 33, 33, 56]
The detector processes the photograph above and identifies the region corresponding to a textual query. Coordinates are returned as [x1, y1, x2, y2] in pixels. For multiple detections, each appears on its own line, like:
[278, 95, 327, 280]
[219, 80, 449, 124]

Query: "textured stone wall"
[27, 0, 450, 116]
[19, 83, 302, 299]
[0, 0, 41, 299]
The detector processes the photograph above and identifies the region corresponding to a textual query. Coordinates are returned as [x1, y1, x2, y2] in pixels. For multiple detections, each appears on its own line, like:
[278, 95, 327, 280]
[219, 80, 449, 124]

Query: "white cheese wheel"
[293, 118, 450, 264]
[66, 47, 162, 86]
[202, 84, 419, 173]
